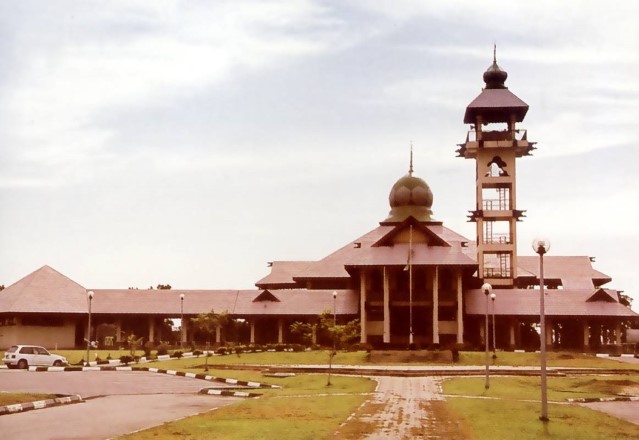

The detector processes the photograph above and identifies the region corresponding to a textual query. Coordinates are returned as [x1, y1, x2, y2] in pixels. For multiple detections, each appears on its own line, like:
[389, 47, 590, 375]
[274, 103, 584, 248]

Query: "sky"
[1, 1, 638, 304]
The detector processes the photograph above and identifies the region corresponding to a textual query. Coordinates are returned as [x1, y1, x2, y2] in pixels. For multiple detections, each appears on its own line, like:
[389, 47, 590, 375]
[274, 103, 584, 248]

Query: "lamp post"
[491, 292, 497, 359]
[86, 290, 94, 367]
[533, 238, 550, 422]
[482, 283, 492, 389]
[180, 293, 185, 348]
[327, 290, 337, 386]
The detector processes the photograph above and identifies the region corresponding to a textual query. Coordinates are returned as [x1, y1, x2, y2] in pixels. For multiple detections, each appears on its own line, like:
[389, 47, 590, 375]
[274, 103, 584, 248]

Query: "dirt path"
[335, 376, 471, 439]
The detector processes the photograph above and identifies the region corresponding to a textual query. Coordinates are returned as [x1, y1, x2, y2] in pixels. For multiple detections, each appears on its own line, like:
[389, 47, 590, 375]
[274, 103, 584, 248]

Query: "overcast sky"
[1, 1, 638, 304]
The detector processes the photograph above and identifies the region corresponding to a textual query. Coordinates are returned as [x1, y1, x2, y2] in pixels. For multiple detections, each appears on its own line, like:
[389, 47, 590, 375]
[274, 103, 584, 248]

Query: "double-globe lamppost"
[86, 290, 94, 367]
[533, 238, 551, 423]
[491, 291, 497, 359]
[180, 293, 185, 348]
[327, 290, 337, 386]
[482, 283, 492, 389]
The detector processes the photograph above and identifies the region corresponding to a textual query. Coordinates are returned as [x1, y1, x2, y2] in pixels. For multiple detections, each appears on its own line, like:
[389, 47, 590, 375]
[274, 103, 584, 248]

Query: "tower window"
[486, 156, 509, 177]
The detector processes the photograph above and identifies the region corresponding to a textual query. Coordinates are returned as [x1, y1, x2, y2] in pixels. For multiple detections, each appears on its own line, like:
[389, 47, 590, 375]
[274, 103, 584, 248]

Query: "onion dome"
[384, 163, 434, 223]
[483, 46, 508, 89]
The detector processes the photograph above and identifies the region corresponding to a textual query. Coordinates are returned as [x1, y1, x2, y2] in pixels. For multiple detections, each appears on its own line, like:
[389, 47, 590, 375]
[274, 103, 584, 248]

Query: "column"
[615, 322, 622, 345]
[360, 270, 367, 343]
[509, 319, 516, 348]
[115, 320, 123, 343]
[250, 320, 256, 344]
[311, 325, 317, 345]
[278, 319, 284, 344]
[181, 319, 188, 344]
[479, 319, 486, 344]
[215, 325, 221, 344]
[456, 269, 464, 344]
[148, 317, 155, 343]
[432, 266, 439, 345]
[383, 267, 390, 344]
[545, 318, 553, 347]
[583, 320, 590, 349]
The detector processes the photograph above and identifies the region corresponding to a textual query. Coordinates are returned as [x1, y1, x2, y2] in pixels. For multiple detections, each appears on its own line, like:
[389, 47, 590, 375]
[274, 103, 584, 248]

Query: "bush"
[120, 355, 134, 365]
[235, 346, 243, 356]
[144, 341, 154, 358]
[171, 351, 183, 359]
[274, 344, 286, 352]
[216, 347, 228, 355]
[290, 344, 304, 352]
[156, 344, 169, 356]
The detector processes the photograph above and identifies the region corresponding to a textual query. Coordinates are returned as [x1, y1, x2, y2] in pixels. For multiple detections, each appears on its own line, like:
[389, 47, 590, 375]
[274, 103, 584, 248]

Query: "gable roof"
[516, 256, 612, 288]
[0, 265, 89, 313]
[465, 288, 638, 318]
[255, 261, 312, 289]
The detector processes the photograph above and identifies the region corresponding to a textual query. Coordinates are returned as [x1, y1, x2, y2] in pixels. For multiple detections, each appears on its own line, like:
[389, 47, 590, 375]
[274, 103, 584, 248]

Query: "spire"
[409, 142, 414, 176]
[493, 43, 497, 64]
[483, 44, 508, 89]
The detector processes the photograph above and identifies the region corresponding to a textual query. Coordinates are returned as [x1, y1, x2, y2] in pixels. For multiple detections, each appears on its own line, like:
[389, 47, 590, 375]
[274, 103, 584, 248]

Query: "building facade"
[1, 58, 637, 350]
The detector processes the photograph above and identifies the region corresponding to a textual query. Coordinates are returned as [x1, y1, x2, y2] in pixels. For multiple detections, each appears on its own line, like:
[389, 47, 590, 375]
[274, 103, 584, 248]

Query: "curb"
[29, 365, 280, 389]
[0, 395, 83, 416]
[567, 396, 639, 403]
[199, 388, 261, 398]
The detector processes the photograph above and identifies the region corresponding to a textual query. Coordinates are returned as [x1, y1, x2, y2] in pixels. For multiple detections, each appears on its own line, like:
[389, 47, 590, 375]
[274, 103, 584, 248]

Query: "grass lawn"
[50, 348, 638, 370]
[443, 375, 639, 401]
[0, 393, 59, 406]
[442, 376, 639, 439]
[120, 370, 375, 439]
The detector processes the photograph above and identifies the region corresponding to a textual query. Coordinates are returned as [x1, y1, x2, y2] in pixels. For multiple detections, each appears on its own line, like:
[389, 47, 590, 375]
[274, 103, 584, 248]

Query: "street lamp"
[327, 290, 337, 386]
[482, 283, 492, 389]
[491, 292, 497, 360]
[180, 293, 185, 348]
[533, 238, 551, 422]
[86, 290, 94, 367]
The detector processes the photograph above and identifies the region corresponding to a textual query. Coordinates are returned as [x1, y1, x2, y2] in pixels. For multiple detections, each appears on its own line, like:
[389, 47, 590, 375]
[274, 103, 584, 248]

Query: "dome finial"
[483, 44, 508, 89]
[409, 142, 414, 176]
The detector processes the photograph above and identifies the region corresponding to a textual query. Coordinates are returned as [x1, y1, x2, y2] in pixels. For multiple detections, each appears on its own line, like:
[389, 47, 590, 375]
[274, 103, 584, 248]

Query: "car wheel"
[53, 360, 62, 367]
[17, 359, 28, 369]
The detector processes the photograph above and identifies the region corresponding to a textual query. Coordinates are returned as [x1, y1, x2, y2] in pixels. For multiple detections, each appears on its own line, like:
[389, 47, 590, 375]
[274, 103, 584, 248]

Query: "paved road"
[0, 370, 241, 439]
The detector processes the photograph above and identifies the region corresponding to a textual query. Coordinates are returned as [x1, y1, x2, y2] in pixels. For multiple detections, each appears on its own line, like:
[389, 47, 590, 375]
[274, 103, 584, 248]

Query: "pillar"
[583, 320, 590, 349]
[432, 266, 440, 345]
[278, 319, 284, 344]
[615, 322, 622, 345]
[509, 318, 516, 347]
[479, 319, 486, 344]
[360, 270, 367, 343]
[311, 325, 317, 345]
[383, 267, 390, 344]
[148, 317, 155, 343]
[181, 319, 188, 344]
[215, 325, 221, 344]
[545, 318, 552, 347]
[250, 320, 256, 344]
[115, 320, 123, 343]
[456, 269, 464, 344]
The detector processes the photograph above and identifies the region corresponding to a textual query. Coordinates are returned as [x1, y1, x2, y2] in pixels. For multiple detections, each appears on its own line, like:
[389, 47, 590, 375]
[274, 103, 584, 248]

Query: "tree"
[157, 284, 172, 290]
[318, 310, 360, 350]
[289, 321, 316, 346]
[0, 285, 4, 291]
[191, 310, 229, 343]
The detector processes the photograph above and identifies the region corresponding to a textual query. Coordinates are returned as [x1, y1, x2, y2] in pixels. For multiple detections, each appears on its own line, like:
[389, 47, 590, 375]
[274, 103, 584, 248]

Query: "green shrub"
[156, 344, 169, 356]
[171, 351, 183, 359]
[120, 355, 134, 365]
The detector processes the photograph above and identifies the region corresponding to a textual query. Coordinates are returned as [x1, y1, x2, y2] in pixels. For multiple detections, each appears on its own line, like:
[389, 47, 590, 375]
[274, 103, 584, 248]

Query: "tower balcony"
[456, 129, 536, 158]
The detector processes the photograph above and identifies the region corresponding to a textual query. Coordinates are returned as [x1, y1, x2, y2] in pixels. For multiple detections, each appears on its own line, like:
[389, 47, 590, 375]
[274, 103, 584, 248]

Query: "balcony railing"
[482, 199, 510, 210]
[466, 129, 527, 143]
[484, 233, 511, 244]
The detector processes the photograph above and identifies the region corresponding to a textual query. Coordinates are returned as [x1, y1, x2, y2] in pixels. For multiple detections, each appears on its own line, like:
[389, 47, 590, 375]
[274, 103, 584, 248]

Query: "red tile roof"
[465, 288, 638, 318]
[0, 266, 89, 313]
[517, 256, 611, 288]
[255, 261, 312, 288]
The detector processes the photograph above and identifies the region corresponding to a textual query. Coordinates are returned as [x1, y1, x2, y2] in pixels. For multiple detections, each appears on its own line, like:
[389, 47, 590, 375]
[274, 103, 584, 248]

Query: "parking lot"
[0, 369, 242, 439]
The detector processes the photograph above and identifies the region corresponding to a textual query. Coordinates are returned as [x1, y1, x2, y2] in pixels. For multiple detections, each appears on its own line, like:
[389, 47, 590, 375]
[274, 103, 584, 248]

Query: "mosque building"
[0, 57, 636, 351]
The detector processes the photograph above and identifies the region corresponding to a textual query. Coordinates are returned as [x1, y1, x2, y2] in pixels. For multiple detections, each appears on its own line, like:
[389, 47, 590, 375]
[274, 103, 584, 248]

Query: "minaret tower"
[457, 49, 536, 287]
